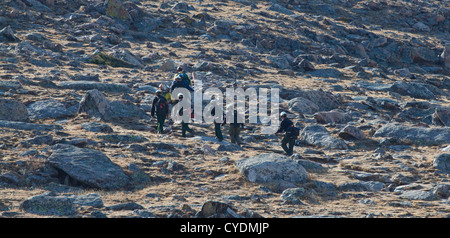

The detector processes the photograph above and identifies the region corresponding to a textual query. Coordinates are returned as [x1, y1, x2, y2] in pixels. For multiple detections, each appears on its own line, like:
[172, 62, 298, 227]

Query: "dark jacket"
[151, 95, 169, 117]
[170, 80, 194, 93]
[276, 118, 293, 133]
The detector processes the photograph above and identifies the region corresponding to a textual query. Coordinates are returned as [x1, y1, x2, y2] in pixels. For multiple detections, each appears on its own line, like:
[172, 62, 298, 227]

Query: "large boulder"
[235, 153, 308, 192]
[20, 192, 76, 216]
[78, 89, 149, 122]
[0, 99, 29, 122]
[287, 89, 342, 115]
[104, 0, 130, 20]
[300, 125, 348, 150]
[47, 145, 130, 190]
[373, 123, 450, 146]
[432, 107, 450, 127]
[27, 99, 77, 120]
[314, 110, 352, 124]
[433, 154, 450, 174]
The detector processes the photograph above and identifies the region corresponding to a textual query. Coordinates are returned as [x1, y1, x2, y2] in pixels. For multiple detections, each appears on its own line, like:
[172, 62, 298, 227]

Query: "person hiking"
[175, 66, 192, 86]
[170, 74, 194, 93]
[224, 109, 244, 145]
[211, 104, 224, 142]
[276, 112, 299, 156]
[173, 93, 194, 137]
[159, 83, 172, 102]
[151, 90, 170, 134]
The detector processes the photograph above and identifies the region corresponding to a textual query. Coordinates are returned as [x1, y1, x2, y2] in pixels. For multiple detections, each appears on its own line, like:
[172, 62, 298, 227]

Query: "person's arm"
[151, 97, 158, 117]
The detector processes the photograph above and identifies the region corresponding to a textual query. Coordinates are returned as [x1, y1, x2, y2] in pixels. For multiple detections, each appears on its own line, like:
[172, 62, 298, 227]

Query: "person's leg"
[157, 114, 165, 134]
[181, 122, 187, 137]
[235, 127, 241, 145]
[281, 135, 290, 154]
[288, 138, 295, 155]
[215, 123, 223, 141]
[229, 126, 237, 144]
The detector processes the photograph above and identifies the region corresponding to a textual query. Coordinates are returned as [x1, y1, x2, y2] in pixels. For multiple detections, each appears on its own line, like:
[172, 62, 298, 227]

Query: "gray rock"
[0, 120, 62, 131]
[373, 123, 450, 146]
[98, 134, 147, 143]
[27, 99, 77, 120]
[48, 145, 130, 190]
[0, 26, 19, 42]
[71, 74, 100, 82]
[20, 192, 76, 216]
[308, 68, 344, 78]
[217, 141, 243, 152]
[0, 80, 22, 91]
[293, 158, 326, 172]
[0, 99, 29, 122]
[432, 107, 450, 127]
[399, 190, 436, 201]
[287, 97, 320, 115]
[78, 89, 149, 122]
[389, 81, 438, 100]
[127, 163, 151, 185]
[358, 81, 444, 100]
[314, 110, 352, 124]
[25, 32, 47, 42]
[106, 202, 144, 211]
[300, 125, 348, 150]
[23, 135, 53, 146]
[432, 184, 449, 199]
[433, 154, 450, 174]
[235, 153, 308, 192]
[297, 89, 342, 111]
[280, 187, 306, 205]
[57, 81, 131, 93]
[81, 122, 114, 133]
[267, 3, 294, 15]
[412, 22, 431, 32]
[158, 58, 177, 72]
[338, 125, 366, 140]
[196, 200, 243, 218]
[442, 43, 450, 69]
[339, 181, 385, 191]
[67, 193, 104, 208]
[410, 46, 438, 63]
[111, 49, 144, 68]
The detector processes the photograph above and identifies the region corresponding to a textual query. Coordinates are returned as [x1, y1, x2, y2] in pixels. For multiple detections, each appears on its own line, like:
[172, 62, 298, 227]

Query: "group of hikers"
[150, 66, 299, 156]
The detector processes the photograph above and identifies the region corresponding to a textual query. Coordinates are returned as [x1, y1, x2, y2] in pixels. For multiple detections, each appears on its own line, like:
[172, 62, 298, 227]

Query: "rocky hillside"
[0, 0, 449, 218]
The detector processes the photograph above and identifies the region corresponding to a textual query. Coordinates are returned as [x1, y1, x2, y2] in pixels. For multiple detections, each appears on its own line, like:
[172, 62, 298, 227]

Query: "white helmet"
[280, 112, 287, 117]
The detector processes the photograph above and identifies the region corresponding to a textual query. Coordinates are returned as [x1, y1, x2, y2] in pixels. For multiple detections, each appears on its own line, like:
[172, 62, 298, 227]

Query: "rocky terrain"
[0, 0, 449, 218]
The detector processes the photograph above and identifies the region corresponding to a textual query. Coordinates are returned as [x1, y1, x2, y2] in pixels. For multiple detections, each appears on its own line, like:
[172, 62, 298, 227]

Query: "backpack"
[156, 96, 169, 114]
[179, 73, 191, 86]
[286, 125, 300, 138]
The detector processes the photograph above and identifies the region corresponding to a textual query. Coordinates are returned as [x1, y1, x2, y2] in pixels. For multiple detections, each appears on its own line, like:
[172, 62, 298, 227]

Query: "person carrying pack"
[276, 112, 299, 156]
[223, 108, 244, 145]
[170, 74, 194, 93]
[175, 66, 192, 86]
[211, 105, 224, 142]
[151, 90, 169, 134]
[173, 93, 194, 137]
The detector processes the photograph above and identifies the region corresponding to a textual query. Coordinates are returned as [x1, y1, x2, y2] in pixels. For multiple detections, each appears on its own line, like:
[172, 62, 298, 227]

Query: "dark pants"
[281, 135, 295, 155]
[229, 125, 241, 144]
[181, 122, 193, 137]
[214, 123, 223, 141]
[157, 113, 166, 134]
